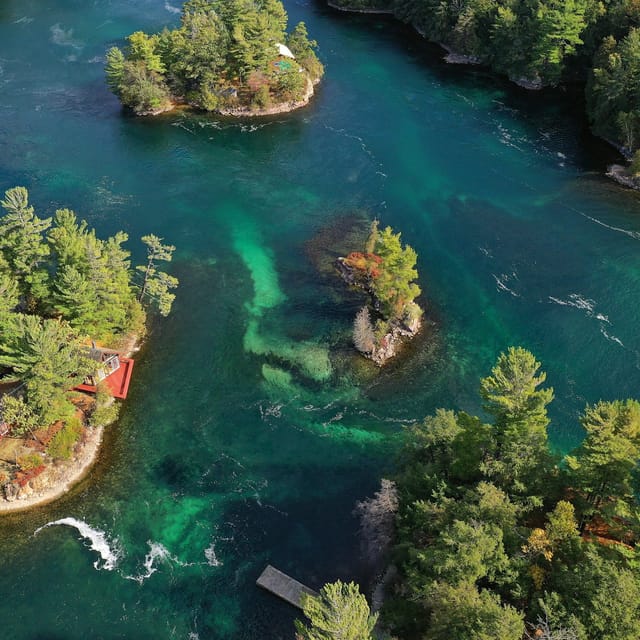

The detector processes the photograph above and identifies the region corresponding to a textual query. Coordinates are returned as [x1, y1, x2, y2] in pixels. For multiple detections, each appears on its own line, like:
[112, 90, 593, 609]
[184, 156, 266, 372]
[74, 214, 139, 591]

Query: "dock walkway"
[256, 565, 318, 609]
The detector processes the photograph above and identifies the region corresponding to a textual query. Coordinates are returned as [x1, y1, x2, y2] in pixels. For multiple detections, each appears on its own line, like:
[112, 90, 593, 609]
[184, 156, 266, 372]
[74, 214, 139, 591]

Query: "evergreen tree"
[127, 31, 166, 73]
[0, 314, 94, 424]
[295, 581, 378, 640]
[531, 0, 589, 84]
[137, 234, 179, 316]
[587, 28, 640, 149]
[105, 47, 126, 95]
[389, 347, 640, 640]
[0, 272, 19, 316]
[565, 399, 640, 531]
[160, 6, 228, 106]
[287, 21, 324, 80]
[370, 226, 421, 318]
[480, 347, 555, 496]
[48, 208, 144, 340]
[0, 186, 51, 303]
[480, 346, 554, 432]
[105, 0, 323, 113]
[425, 581, 525, 640]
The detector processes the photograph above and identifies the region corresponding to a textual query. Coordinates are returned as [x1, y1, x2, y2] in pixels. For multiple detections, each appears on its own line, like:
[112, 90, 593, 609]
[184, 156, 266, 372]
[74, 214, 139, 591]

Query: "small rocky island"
[106, 0, 324, 117]
[337, 221, 422, 365]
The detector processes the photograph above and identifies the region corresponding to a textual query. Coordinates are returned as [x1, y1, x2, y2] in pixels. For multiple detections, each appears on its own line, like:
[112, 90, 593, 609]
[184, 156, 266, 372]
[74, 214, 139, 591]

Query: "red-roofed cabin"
[74, 347, 134, 400]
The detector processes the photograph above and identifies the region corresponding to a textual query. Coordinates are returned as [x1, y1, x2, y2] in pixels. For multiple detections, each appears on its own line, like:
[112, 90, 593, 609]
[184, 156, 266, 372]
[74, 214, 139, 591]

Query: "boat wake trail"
[34, 517, 121, 570]
[35, 520, 223, 581]
[548, 294, 624, 347]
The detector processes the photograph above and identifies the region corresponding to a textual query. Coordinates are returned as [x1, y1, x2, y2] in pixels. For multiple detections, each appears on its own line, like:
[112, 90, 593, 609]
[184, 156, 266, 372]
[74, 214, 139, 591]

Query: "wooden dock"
[256, 565, 318, 609]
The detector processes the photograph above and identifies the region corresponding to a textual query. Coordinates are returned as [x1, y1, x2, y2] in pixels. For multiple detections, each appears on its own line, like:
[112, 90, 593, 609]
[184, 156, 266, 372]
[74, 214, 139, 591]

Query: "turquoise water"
[2, 1, 640, 638]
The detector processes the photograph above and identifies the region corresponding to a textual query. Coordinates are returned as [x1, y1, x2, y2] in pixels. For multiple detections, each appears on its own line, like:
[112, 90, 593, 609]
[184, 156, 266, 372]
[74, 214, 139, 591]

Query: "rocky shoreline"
[138, 76, 318, 119]
[217, 77, 317, 117]
[607, 164, 640, 190]
[327, 1, 394, 14]
[0, 425, 104, 513]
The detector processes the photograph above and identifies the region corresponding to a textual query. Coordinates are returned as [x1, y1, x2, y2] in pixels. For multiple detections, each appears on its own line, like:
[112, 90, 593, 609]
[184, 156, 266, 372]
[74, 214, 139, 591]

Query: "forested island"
[291, 348, 640, 640]
[329, 0, 640, 182]
[337, 221, 422, 365]
[0, 187, 178, 507]
[106, 0, 324, 116]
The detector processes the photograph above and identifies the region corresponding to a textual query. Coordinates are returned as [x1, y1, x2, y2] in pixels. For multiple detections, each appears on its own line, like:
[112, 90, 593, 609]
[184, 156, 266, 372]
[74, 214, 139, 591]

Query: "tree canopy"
[295, 580, 378, 640]
[0, 186, 178, 430]
[387, 346, 640, 640]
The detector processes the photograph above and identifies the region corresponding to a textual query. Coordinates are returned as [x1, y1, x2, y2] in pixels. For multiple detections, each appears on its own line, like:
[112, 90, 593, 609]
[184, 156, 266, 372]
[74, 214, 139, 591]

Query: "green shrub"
[199, 86, 219, 111]
[17, 453, 43, 471]
[252, 85, 271, 109]
[47, 417, 83, 460]
[276, 67, 306, 100]
[89, 401, 120, 428]
[119, 60, 172, 114]
[0, 396, 40, 437]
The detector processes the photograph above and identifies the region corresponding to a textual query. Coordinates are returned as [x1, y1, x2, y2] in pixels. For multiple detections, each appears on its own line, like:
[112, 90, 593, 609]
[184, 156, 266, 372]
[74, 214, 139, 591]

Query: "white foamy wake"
[204, 541, 222, 567]
[125, 541, 173, 584]
[548, 293, 596, 314]
[493, 273, 520, 297]
[34, 517, 121, 570]
[548, 294, 624, 348]
[124, 541, 203, 584]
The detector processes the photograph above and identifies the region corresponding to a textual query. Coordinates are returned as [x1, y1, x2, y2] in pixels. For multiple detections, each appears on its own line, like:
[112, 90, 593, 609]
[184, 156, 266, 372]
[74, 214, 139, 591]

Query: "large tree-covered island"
[0, 187, 178, 508]
[106, 0, 324, 116]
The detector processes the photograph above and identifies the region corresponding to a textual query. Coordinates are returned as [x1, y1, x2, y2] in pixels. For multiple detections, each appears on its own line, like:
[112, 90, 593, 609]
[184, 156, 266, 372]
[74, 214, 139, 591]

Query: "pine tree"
[0, 186, 51, 303]
[370, 226, 420, 317]
[480, 347, 555, 496]
[295, 581, 378, 640]
[480, 347, 553, 434]
[531, 0, 588, 84]
[105, 47, 126, 95]
[137, 235, 179, 317]
[0, 272, 19, 316]
[48, 208, 142, 340]
[587, 29, 640, 147]
[0, 314, 94, 424]
[565, 399, 640, 532]
[287, 21, 324, 80]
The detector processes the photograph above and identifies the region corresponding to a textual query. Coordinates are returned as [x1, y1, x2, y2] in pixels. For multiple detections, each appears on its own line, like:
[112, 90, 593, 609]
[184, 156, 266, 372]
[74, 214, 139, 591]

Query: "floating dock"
[256, 565, 318, 609]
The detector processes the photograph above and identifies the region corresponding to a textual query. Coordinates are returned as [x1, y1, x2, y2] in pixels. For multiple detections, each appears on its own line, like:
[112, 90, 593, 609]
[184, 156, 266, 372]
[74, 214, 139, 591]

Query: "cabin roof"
[275, 43, 295, 59]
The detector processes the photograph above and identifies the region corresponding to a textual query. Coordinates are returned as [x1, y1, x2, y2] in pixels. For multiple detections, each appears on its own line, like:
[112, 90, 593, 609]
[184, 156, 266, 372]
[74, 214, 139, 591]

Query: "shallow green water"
[2, 1, 640, 638]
